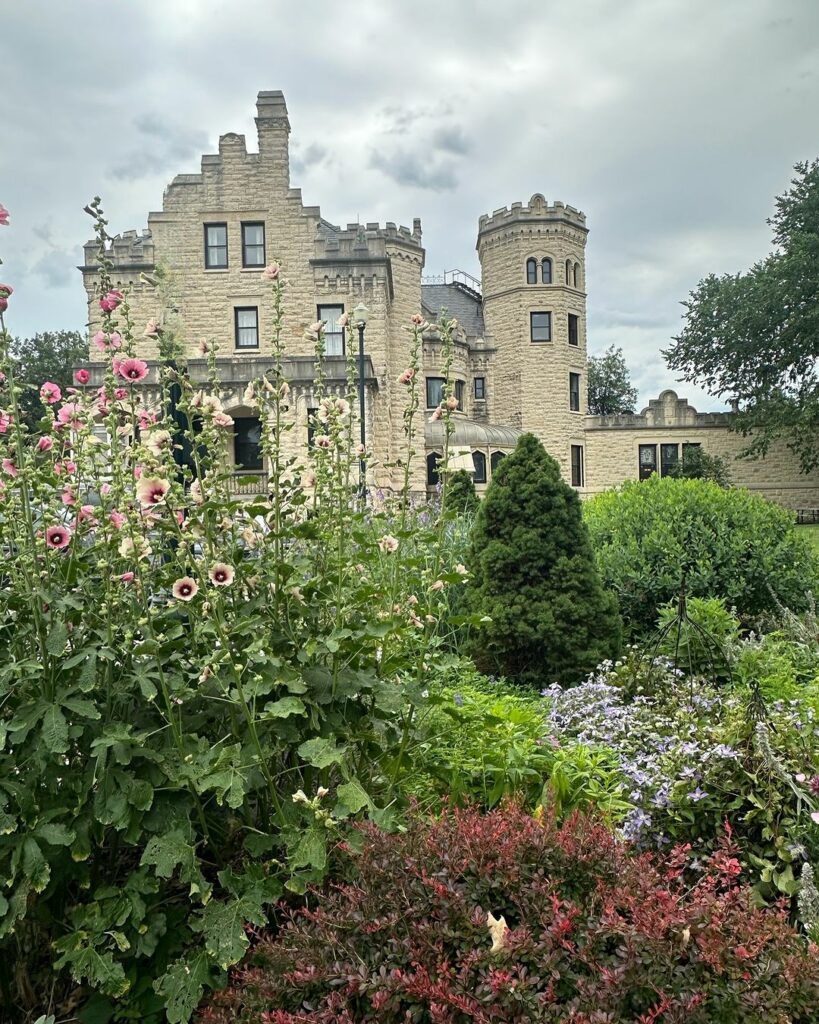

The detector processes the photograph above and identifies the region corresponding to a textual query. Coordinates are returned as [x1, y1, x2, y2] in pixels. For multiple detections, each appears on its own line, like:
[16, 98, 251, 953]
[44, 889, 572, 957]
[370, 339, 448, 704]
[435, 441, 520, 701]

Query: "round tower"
[477, 194, 589, 487]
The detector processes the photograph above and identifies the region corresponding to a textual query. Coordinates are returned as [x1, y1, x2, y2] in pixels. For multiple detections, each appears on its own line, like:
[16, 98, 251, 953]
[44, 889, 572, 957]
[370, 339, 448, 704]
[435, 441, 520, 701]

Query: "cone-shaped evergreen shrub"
[467, 433, 620, 685]
[443, 468, 480, 517]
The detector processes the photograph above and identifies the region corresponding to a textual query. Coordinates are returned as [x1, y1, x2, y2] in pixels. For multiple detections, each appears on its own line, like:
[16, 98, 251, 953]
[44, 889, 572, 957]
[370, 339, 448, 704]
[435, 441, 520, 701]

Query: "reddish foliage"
[198, 804, 819, 1023]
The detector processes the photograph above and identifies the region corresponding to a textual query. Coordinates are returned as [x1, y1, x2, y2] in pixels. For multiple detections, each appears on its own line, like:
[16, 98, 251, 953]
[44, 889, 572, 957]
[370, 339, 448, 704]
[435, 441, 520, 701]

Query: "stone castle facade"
[80, 91, 819, 509]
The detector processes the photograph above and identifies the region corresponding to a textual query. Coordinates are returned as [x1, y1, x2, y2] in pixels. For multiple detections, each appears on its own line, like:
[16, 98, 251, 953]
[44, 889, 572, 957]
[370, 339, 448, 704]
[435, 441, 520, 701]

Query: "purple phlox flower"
[679, 765, 700, 781]
[622, 808, 652, 843]
[688, 787, 708, 802]
[709, 743, 738, 760]
[453, 692, 464, 707]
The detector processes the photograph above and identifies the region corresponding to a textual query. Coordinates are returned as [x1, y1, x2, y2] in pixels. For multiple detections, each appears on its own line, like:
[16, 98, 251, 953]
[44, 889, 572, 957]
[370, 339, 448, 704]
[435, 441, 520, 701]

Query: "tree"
[587, 344, 638, 415]
[665, 159, 819, 472]
[443, 469, 479, 517]
[667, 445, 731, 487]
[466, 433, 621, 686]
[9, 330, 87, 429]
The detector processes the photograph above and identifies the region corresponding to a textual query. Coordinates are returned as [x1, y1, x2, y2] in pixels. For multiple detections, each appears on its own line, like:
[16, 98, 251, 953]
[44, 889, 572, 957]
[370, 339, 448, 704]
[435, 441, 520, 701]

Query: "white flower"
[487, 912, 508, 952]
[292, 789, 309, 804]
[379, 535, 399, 553]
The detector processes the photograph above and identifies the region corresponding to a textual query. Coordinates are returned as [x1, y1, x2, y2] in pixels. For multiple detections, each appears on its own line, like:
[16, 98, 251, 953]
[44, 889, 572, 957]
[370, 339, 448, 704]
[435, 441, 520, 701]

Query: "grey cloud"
[31, 249, 76, 289]
[291, 143, 330, 176]
[430, 125, 471, 156]
[109, 115, 210, 182]
[369, 149, 458, 192]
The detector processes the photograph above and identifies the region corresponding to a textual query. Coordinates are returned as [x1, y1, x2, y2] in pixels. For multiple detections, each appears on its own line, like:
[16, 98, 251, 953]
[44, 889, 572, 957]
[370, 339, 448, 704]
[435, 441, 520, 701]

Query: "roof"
[425, 417, 522, 450]
[421, 283, 484, 339]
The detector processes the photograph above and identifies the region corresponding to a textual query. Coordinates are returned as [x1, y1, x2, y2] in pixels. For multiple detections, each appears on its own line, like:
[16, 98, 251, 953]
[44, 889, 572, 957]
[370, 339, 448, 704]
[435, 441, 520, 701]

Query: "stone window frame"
[568, 312, 579, 346]
[530, 311, 552, 343]
[204, 222, 229, 269]
[474, 376, 486, 400]
[234, 306, 260, 350]
[317, 303, 346, 356]
[425, 376, 446, 409]
[541, 257, 553, 284]
[526, 257, 537, 284]
[570, 444, 584, 487]
[426, 451, 441, 486]
[490, 450, 506, 475]
[233, 416, 264, 471]
[569, 371, 581, 412]
[472, 451, 487, 484]
[639, 444, 657, 480]
[241, 221, 266, 268]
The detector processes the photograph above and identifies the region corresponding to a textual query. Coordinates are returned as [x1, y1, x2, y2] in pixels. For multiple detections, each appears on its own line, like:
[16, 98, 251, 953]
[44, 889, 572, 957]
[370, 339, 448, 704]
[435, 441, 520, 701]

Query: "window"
[472, 451, 487, 484]
[569, 372, 581, 412]
[566, 258, 572, 284]
[571, 445, 584, 487]
[426, 451, 440, 486]
[526, 257, 537, 284]
[530, 311, 552, 342]
[234, 307, 259, 349]
[568, 313, 579, 346]
[204, 223, 228, 268]
[474, 376, 486, 400]
[317, 304, 345, 356]
[574, 262, 580, 288]
[241, 222, 265, 267]
[541, 258, 552, 284]
[490, 450, 506, 474]
[426, 377, 446, 409]
[454, 380, 465, 408]
[639, 444, 657, 481]
[234, 417, 263, 471]
[661, 443, 679, 477]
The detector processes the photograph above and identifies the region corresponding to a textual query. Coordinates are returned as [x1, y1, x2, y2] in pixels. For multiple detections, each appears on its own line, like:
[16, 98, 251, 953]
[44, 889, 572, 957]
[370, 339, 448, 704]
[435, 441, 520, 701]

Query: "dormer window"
[541, 258, 552, 284]
[526, 258, 537, 284]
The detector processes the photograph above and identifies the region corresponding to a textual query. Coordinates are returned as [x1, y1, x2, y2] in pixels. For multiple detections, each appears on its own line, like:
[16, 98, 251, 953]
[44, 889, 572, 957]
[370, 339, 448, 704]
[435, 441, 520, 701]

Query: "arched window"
[566, 259, 572, 285]
[426, 451, 441, 486]
[573, 262, 580, 288]
[490, 450, 506, 475]
[541, 258, 552, 284]
[526, 258, 537, 285]
[472, 451, 487, 484]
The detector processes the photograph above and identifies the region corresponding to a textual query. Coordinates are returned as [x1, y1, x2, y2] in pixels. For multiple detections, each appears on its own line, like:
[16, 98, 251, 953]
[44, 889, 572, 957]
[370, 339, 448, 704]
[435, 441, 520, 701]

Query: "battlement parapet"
[585, 390, 733, 430]
[478, 193, 587, 235]
[314, 219, 423, 263]
[82, 229, 154, 270]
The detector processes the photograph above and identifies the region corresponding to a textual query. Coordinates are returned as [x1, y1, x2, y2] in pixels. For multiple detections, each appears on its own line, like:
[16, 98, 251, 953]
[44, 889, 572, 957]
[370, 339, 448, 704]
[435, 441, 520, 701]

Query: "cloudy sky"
[1, 0, 817, 410]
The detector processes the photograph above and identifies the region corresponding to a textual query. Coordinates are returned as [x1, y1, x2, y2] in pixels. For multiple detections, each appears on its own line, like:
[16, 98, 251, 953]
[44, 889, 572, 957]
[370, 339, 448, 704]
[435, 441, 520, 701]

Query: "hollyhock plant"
[39, 381, 62, 404]
[99, 288, 124, 312]
[56, 402, 85, 430]
[135, 475, 170, 507]
[209, 563, 235, 587]
[115, 357, 149, 383]
[45, 524, 71, 549]
[74, 368, 91, 385]
[2, 457, 18, 477]
[172, 576, 199, 601]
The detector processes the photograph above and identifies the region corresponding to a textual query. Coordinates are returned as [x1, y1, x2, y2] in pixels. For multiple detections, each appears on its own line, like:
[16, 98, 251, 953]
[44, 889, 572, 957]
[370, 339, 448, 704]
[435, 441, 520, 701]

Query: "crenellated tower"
[477, 194, 589, 485]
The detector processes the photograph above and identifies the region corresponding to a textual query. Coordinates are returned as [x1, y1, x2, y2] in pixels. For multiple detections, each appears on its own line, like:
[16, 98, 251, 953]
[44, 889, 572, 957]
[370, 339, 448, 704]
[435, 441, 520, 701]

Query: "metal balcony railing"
[229, 472, 269, 496]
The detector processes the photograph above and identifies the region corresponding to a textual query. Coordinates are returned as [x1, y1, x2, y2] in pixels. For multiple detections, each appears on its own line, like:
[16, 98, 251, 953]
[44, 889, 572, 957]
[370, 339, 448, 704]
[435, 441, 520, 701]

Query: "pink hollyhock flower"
[109, 510, 126, 529]
[190, 479, 204, 504]
[410, 313, 425, 326]
[53, 462, 63, 476]
[116, 358, 149, 383]
[134, 464, 144, 480]
[135, 475, 170, 507]
[0, 284, 13, 298]
[57, 403, 85, 430]
[99, 289, 124, 313]
[74, 368, 91, 385]
[39, 381, 62, 404]
[100, 482, 111, 496]
[398, 368, 415, 385]
[114, 387, 128, 401]
[2, 458, 18, 477]
[0, 371, 5, 382]
[61, 489, 76, 506]
[212, 411, 234, 427]
[77, 504, 97, 524]
[261, 262, 281, 280]
[172, 576, 199, 602]
[0, 411, 11, 433]
[143, 318, 160, 337]
[812, 811, 819, 825]
[92, 331, 108, 352]
[428, 406, 443, 422]
[137, 408, 157, 430]
[445, 395, 459, 411]
[64, 460, 77, 474]
[45, 524, 71, 549]
[36, 435, 53, 452]
[308, 320, 323, 334]
[209, 562, 235, 587]
[314, 434, 331, 449]
[120, 571, 135, 583]
[196, 339, 210, 356]
[0, 204, 9, 226]
[337, 312, 350, 328]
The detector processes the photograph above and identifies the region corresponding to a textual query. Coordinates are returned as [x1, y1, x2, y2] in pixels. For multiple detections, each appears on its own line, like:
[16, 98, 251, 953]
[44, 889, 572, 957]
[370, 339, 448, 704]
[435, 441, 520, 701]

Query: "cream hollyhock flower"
[136, 476, 170, 507]
[209, 562, 235, 587]
[487, 912, 509, 952]
[379, 535, 399, 554]
[212, 411, 234, 428]
[118, 535, 152, 560]
[145, 429, 172, 458]
[201, 394, 224, 414]
[172, 576, 199, 602]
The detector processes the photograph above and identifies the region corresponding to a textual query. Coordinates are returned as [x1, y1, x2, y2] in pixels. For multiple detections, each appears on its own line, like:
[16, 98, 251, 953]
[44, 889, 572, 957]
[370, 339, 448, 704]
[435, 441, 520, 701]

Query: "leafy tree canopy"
[9, 329, 87, 429]
[665, 159, 819, 472]
[587, 344, 638, 416]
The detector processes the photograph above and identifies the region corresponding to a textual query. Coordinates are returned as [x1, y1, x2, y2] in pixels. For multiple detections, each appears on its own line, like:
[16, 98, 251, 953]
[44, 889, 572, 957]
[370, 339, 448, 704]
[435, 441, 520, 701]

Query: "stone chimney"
[255, 90, 290, 188]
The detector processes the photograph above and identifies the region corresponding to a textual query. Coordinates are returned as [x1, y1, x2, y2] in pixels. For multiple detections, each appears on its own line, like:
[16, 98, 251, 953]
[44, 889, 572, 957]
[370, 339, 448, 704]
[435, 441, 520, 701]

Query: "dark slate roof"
[421, 283, 484, 339]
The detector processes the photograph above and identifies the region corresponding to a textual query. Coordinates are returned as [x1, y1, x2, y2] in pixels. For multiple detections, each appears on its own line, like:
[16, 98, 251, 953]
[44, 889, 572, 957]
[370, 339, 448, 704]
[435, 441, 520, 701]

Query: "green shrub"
[443, 468, 479, 516]
[467, 434, 621, 685]
[584, 476, 819, 633]
[656, 596, 740, 680]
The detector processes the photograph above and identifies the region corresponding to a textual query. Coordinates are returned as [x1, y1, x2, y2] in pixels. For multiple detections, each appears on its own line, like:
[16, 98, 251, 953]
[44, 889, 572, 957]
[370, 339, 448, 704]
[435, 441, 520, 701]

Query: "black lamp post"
[353, 302, 369, 498]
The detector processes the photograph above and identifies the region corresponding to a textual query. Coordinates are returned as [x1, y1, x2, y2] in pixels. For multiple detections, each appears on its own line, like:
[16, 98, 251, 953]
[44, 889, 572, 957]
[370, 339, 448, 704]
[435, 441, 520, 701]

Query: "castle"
[80, 91, 819, 509]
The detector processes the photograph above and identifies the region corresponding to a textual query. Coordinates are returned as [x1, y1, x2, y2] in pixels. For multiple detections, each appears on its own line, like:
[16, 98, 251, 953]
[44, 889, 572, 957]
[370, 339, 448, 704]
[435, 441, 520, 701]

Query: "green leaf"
[78, 651, 98, 691]
[42, 705, 69, 753]
[334, 779, 371, 819]
[46, 620, 68, 656]
[198, 892, 268, 968]
[263, 696, 306, 719]
[54, 940, 129, 997]
[155, 952, 213, 1024]
[290, 829, 327, 872]
[22, 838, 50, 892]
[298, 736, 346, 769]
[61, 697, 101, 720]
[35, 822, 75, 846]
[141, 829, 197, 881]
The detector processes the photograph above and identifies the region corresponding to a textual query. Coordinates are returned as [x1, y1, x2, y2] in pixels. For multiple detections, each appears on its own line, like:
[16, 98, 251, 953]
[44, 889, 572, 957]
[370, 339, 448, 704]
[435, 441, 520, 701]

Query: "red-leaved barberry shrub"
[197, 804, 819, 1023]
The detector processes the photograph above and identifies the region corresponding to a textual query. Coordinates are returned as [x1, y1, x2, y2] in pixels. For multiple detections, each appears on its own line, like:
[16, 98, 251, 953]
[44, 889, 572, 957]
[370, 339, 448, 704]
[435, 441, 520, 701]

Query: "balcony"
[229, 472, 269, 496]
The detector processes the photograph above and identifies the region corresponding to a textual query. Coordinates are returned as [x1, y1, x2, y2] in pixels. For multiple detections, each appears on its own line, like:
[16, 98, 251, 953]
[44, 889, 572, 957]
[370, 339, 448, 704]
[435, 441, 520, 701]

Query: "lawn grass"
[798, 524, 819, 554]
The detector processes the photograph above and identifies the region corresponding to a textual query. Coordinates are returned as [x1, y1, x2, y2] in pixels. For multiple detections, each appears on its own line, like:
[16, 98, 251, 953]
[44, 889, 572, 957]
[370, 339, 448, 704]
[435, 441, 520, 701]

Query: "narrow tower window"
[568, 313, 579, 346]
[566, 259, 572, 285]
[574, 262, 580, 288]
[526, 258, 537, 284]
[569, 372, 581, 411]
[541, 258, 552, 284]
[571, 445, 584, 487]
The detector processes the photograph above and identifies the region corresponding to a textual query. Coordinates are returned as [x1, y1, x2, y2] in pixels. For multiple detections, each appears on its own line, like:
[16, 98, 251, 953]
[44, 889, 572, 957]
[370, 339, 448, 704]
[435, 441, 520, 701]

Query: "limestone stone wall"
[584, 390, 819, 508]
[477, 194, 589, 480]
